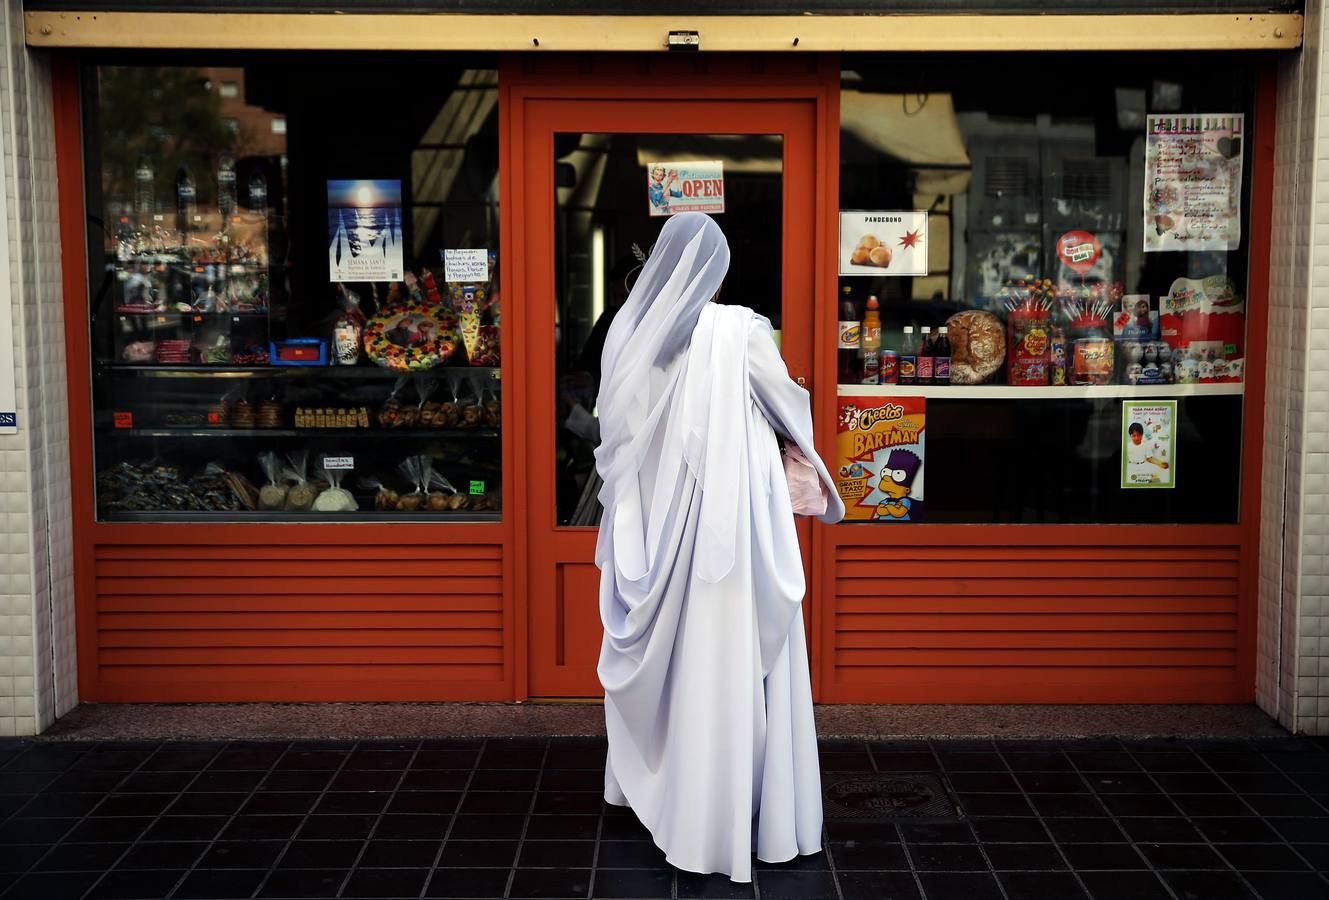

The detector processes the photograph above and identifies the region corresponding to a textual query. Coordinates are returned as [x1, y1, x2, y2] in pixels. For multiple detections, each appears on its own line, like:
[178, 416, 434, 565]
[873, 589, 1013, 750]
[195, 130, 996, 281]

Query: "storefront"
[25, 6, 1304, 707]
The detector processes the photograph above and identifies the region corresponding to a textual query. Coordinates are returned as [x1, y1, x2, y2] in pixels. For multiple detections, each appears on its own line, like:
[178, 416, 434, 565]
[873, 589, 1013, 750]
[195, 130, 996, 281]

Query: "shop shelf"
[101, 427, 500, 439]
[836, 382, 1244, 400]
[97, 364, 501, 381]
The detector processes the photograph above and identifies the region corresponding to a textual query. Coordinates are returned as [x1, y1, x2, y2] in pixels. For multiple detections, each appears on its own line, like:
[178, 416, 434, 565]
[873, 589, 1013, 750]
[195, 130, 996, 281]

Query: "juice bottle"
[837, 286, 860, 385]
[933, 326, 952, 385]
[860, 296, 882, 384]
[898, 326, 917, 385]
[917, 326, 935, 382]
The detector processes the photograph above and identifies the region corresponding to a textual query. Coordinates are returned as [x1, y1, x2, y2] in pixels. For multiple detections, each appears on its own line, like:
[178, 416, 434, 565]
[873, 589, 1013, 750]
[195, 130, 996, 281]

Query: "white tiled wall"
[0, 0, 75, 736]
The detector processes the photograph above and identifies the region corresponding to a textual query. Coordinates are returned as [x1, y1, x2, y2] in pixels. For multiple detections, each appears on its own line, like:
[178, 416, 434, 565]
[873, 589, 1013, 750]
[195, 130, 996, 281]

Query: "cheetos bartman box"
[835, 396, 926, 522]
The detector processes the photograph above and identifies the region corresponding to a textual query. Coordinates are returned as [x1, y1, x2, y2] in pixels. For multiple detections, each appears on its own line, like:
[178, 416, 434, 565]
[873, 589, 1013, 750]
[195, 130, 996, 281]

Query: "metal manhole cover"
[823, 773, 957, 820]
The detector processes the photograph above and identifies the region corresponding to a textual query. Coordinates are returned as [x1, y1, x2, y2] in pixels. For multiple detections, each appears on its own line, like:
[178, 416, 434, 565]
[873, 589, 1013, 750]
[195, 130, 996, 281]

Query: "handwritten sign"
[444, 249, 490, 283]
[322, 456, 355, 471]
[1144, 114, 1243, 252]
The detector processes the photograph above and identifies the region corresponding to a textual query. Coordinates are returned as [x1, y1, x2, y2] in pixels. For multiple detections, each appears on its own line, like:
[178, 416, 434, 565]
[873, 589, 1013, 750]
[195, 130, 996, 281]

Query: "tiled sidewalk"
[0, 737, 1325, 900]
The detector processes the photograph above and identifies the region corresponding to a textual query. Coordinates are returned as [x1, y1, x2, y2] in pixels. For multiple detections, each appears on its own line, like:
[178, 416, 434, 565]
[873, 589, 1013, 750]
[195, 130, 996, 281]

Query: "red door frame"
[502, 55, 841, 698]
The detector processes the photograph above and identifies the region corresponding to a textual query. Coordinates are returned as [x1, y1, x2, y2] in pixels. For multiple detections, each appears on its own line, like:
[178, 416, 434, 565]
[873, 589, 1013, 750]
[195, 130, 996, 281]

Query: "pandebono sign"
[647, 160, 725, 217]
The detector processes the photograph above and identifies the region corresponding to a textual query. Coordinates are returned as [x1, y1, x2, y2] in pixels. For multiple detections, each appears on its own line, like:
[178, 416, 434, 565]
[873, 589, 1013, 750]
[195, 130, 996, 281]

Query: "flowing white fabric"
[594, 213, 844, 883]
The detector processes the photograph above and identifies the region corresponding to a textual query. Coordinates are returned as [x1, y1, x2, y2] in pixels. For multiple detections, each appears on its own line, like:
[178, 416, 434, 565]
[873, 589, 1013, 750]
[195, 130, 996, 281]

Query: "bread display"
[945, 310, 1006, 385]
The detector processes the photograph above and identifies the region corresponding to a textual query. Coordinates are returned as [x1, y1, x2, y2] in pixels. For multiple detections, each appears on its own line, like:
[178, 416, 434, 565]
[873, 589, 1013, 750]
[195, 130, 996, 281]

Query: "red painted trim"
[1235, 59, 1277, 702]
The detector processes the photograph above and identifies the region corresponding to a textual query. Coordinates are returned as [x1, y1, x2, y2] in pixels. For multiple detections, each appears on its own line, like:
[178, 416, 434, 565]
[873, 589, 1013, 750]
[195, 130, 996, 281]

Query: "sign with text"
[1121, 401, 1176, 489]
[443, 249, 490, 283]
[322, 456, 355, 471]
[835, 396, 925, 522]
[839, 210, 928, 276]
[647, 160, 725, 216]
[1144, 114, 1243, 252]
[327, 179, 404, 282]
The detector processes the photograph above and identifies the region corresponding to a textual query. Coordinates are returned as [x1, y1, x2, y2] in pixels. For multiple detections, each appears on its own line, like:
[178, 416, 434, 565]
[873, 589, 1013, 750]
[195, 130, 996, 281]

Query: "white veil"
[593, 213, 731, 584]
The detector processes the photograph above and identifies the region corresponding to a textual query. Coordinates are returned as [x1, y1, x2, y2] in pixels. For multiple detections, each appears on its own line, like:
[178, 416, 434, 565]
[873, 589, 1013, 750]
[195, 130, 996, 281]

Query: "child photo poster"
[1121, 400, 1177, 489]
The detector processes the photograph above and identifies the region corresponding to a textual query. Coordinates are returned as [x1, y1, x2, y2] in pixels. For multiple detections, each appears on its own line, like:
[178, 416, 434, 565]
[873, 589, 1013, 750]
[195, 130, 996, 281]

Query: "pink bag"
[783, 443, 828, 517]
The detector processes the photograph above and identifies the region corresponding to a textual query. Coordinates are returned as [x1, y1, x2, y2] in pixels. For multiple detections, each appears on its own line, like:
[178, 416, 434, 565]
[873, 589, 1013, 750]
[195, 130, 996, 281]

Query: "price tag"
[443, 249, 489, 283]
[469, 480, 486, 496]
[207, 410, 222, 424]
[323, 456, 355, 470]
[113, 411, 133, 429]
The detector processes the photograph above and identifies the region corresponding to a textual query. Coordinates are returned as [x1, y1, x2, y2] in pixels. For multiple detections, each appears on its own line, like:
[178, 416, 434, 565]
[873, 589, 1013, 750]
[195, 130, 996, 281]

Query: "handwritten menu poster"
[1144, 114, 1244, 253]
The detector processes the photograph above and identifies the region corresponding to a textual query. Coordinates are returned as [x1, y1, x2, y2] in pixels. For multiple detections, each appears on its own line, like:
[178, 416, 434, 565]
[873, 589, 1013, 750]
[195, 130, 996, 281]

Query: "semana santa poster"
[327, 179, 404, 282]
[1144, 114, 1244, 253]
[1121, 400, 1176, 489]
[839, 211, 928, 276]
[646, 160, 725, 217]
[835, 396, 925, 522]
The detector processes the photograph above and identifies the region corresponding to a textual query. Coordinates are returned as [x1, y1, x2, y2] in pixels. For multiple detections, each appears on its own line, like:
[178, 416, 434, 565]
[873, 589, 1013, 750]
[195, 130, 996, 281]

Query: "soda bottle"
[917, 326, 935, 382]
[837, 286, 860, 385]
[860, 296, 881, 384]
[933, 326, 952, 385]
[898, 326, 917, 385]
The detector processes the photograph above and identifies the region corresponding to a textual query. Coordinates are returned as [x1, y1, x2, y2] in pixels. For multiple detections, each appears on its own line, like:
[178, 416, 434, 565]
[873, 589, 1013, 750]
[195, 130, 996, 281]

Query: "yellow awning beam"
[27, 12, 1301, 52]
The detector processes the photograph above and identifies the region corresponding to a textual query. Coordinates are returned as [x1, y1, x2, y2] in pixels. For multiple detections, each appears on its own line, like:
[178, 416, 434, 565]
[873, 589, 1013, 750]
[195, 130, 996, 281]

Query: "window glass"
[837, 53, 1257, 524]
[86, 56, 502, 521]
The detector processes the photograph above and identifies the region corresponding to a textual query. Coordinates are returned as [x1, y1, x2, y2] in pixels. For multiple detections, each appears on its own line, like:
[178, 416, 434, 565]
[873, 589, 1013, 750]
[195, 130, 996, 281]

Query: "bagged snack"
[377, 375, 410, 429]
[437, 373, 461, 428]
[481, 380, 501, 428]
[427, 469, 467, 511]
[359, 476, 399, 511]
[222, 466, 258, 511]
[332, 285, 366, 366]
[257, 451, 288, 510]
[457, 372, 483, 429]
[282, 450, 320, 510]
[415, 374, 441, 427]
[312, 463, 358, 512]
[395, 455, 429, 511]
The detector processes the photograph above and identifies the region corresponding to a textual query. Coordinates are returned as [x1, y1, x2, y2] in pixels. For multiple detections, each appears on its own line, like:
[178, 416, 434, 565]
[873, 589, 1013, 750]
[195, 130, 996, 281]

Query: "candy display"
[1161, 275, 1245, 383]
[363, 304, 459, 371]
[97, 461, 257, 513]
[944, 310, 1006, 385]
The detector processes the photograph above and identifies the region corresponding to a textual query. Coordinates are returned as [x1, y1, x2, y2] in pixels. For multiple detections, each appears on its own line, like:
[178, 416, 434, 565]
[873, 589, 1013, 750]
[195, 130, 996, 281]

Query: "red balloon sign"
[1056, 230, 1102, 275]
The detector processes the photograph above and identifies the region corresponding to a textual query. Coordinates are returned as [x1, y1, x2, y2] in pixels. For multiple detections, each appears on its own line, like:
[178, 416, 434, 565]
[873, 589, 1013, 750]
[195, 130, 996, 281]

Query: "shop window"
[836, 54, 1257, 524]
[85, 57, 502, 521]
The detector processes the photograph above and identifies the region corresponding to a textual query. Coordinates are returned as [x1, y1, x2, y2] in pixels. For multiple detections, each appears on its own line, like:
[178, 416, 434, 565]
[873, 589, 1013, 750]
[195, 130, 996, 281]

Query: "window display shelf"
[99, 364, 501, 381]
[836, 383, 1244, 400]
[100, 510, 502, 524]
[101, 427, 501, 440]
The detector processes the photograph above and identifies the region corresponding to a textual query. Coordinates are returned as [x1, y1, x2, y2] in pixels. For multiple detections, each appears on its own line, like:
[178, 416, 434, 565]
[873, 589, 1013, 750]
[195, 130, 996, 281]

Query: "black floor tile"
[219, 815, 301, 842]
[259, 771, 334, 793]
[825, 820, 903, 843]
[1222, 772, 1300, 793]
[518, 840, 597, 868]
[1243, 794, 1326, 816]
[344, 750, 413, 770]
[309, 791, 388, 816]
[295, 814, 377, 840]
[832, 841, 908, 870]
[196, 840, 285, 869]
[835, 870, 920, 900]
[525, 815, 601, 841]
[1012, 772, 1083, 793]
[675, 871, 756, 898]
[600, 815, 653, 841]
[508, 867, 592, 898]
[871, 751, 938, 772]
[425, 867, 512, 898]
[1083, 773, 1158, 794]
[257, 867, 348, 898]
[239, 792, 318, 816]
[0, 817, 75, 844]
[115, 841, 205, 870]
[935, 752, 1005, 772]
[173, 868, 269, 899]
[908, 843, 988, 871]
[1, 870, 101, 900]
[357, 840, 441, 868]
[1194, 817, 1283, 843]
[956, 793, 1034, 817]
[753, 869, 836, 899]
[87, 869, 185, 899]
[375, 813, 452, 839]
[533, 791, 604, 815]
[1077, 870, 1173, 900]
[1138, 843, 1227, 870]
[1003, 752, 1074, 773]
[1068, 751, 1139, 773]
[273, 750, 345, 771]
[438, 840, 518, 868]
[1159, 870, 1259, 900]
[1059, 843, 1147, 870]
[469, 769, 541, 791]
[1099, 793, 1179, 817]
[328, 771, 398, 792]
[275, 840, 361, 869]
[341, 867, 430, 898]
[188, 771, 264, 793]
[949, 772, 1020, 793]
[165, 793, 246, 817]
[753, 850, 828, 872]
[33, 842, 129, 872]
[67, 817, 152, 843]
[1242, 871, 1329, 900]
[14, 792, 103, 817]
[477, 748, 546, 770]
[1117, 817, 1203, 843]
[916, 872, 1004, 900]
[595, 840, 667, 869]
[1043, 818, 1126, 843]
[411, 750, 478, 770]
[400, 770, 470, 791]
[1030, 794, 1109, 817]
[1297, 843, 1329, 870]
[209, 749, 284, 771]
[1173, 793, 1256, 817]
[997, 871, 1089, 900]
[447, 814, 527, 840]
[1268, 816, 1329, 842]
[983, 842, 1067, 870]
[1132, 752, 1207, 773]
[1218, 842, 1312, 871]
[899, 821, 974, 843]
[592, 867, 672, 898]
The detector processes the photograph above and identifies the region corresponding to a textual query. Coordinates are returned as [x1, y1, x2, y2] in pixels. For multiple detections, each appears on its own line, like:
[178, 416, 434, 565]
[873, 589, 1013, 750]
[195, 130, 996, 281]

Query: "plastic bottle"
[898, 326, 917, 386]
[917, 326, 935, 383]
[860, 296, 881, 384]
[933, 326, 952, 386]
[837, 286, 860, 385]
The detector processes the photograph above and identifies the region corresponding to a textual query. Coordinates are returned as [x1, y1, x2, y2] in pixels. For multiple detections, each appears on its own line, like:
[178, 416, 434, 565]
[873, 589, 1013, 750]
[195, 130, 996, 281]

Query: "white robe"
[596, 303, 843, 883]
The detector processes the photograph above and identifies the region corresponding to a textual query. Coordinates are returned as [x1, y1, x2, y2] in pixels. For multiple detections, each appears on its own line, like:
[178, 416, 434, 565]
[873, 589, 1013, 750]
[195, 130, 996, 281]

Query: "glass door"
[522, 98, 819, 697]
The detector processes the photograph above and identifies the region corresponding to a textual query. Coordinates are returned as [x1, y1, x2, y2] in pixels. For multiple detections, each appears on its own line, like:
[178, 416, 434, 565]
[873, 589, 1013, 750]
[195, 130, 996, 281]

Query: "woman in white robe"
[594, 212, 844, 883]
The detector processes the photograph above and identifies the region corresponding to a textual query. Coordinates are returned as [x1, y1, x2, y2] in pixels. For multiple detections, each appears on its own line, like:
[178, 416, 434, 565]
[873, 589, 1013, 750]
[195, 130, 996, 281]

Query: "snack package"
[414, 374, 441, 427]
[377, 375, 411, 429]
[359, 476, 399, 511]
[332, 285, 365, 366]
[437, 373, 461, 428]
[312, 464, 358, 512]
[1160, 275, 1245, 383]
[395, 455, 430, 511]
[427, 469, 469, 511]
[481, 381, 501, 428]
[282, 450, 320, 511]
[219, 464, 258, 510]
[457, 372, 483, 429]
[257, 451, 289, 510]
